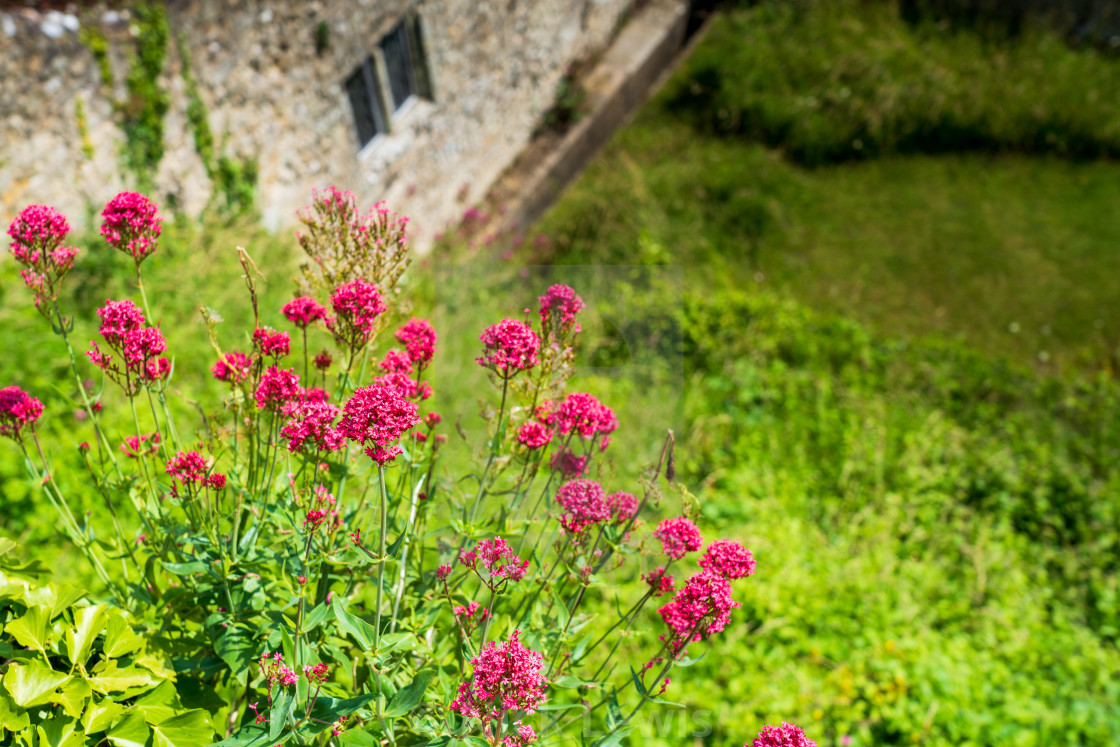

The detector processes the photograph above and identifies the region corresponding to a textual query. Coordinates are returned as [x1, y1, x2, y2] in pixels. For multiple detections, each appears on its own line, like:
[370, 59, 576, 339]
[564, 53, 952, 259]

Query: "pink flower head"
[556, 393, 617, 438]
[328, 279, 387, 351]
[120, 431, 160, 459]
[280, 399, 345, 452]
[0, 386, 44, 441]
[461, 537, 529, 582]
[517, 421, 552, 451]
[436, 564, 452, 581]
[395, 318, 437, 368]
[606, 491, 639, 523]
[253, 327, 291, 358]
[166, 450, 208, 485]
[212, 351, 253, 385]
[698, 539, 756, 580]
[654, 517, 703, 560]
[7, 204, 70, 262]
[303, 663, 330, 684]
[282, 296, 328, 329]
[259, 652, 299, 693]
[539, 284, 585, 337]
[255, 366, 302, 411]
[750, 722, 818, 747]
[503, 723, 538, 747]
[549, 449, 588, 480]
[379, 349, 414, 374]
[89, 300, 170, 390]
[658, 570, 740, 655]
[477, 319, 539, 377]
[450, 630, 547, 723]
[95, 299, 146, 348]
[643, 567, 675, 597]
[337, 381, 420, 466]
[314, 350, 333, 371]
[206, 473, 226, 490]
[100, 192, 162, 263]
[555, 479, 610, 534]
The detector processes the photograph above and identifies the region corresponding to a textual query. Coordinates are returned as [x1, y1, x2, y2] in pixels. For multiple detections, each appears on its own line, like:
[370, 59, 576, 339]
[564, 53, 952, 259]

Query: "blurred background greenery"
[4, 0, 1120, 745]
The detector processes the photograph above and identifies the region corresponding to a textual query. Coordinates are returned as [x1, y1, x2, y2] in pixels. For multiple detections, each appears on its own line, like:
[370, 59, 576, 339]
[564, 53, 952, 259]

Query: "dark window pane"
[380, 23, 415, 111]
[344, 58, 385, 148]
[406, 14, 432, 100]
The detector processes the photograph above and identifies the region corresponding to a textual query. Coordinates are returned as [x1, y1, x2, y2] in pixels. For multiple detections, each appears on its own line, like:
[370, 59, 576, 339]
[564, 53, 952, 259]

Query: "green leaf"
[0, 689, 29, 732]
[386, 531, 408, 558]
[135, 681, 184, 725]
[629, 665, 646, 696]
[87, 660, 154, 695]
[103, 611, 145, 658]
[4, 605, 50, 658]
[384, 668, 434, 717]
[82, 696, 124, 734]
[151, 709, 215, 747]
[301, 602, 330, 633]
[37, 712, 86, 747]
[591, 726, 634, 747]
[331, 597, 377, 650]
[67, 604, 108, 667]
[269, 687, 295, 740]
[161, 560, 208, 575]
[106, 709, 150, 747]
[4, 660, 70, 707]
[379, 632, 417, 654]
[553, 675, 585, 689]
[213, 724, 291, 746]
[304, 694, 377, 734]
[338, 731, 378, 746]
[214, 625, 256, 678]
[54, 678, 91, 719]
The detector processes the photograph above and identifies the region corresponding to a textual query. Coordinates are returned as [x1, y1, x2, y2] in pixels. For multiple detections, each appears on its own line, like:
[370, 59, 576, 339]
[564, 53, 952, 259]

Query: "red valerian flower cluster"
[329, 279, 387, 355]
[748, 722, 818, 747]
[549, 448, 588, 480]
[698, 539, 756, 580]
[555, 479, 611, 534]
[654, 516, 704, 560]
[253, 327, 291, 359]
[282, 296, 328, 329]
[554, 392, 617, 439]
[255, 366, 302, 411]
[538, 284, 585, 337]
[281, 398, 345, 453]
[336, 380, 420, 465]
[121, 432, 160, 459]
[517, 421, 552, 450]
[87, 299, 170, 392]
[212, 351, 254, 384]
[450, 630, 547, 744]
[395, 318, 437, 369]
[6, 204, 79, 313]
[477, 319, 540, 377]
[658, 569, 740, 656]
[643, 567, 676, 597]
[379, 349, 413, 374]
[100, 191, 162, 264]
[0, 386, 44, 442]
[460, 537, 529, 584]
[605, 491, 639, 524]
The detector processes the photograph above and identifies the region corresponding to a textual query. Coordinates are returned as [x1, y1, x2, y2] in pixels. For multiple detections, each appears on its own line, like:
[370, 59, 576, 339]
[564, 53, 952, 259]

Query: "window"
[344, 15, 432, 150]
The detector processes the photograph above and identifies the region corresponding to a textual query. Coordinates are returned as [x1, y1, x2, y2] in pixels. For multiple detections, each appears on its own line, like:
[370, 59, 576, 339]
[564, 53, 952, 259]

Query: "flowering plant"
[0, 189, 814, 746]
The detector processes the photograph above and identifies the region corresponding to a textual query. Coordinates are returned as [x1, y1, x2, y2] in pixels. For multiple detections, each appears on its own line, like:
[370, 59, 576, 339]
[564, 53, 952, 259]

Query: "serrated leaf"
[4, 660, 70, 707]
[67, 604, 108, 667]
[384, 668, 434, 717]
[151, 709, 215, 747]
[331, 597, 377, 650]
[103, 611, 145, 658]
[106, 709, 150, 747]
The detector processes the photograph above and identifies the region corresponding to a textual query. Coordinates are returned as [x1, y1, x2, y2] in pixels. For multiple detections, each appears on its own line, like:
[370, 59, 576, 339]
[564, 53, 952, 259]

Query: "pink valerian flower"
[212, 352, 254, 384]
[259, 652, 299, 704]
[301, 386, 330, 403]
[517, 421, 552, 450]
[7, 205, 79, 311]
[166, 450, 208, 484]
[120, 431, 160, 459]
[450, 630, 547, 727]
[282, 296, 328, 328]
[549, 449, 588, 480]
[556, 393, 617, 439]
[280, 399, 345, 452]
[303, 663, 329, 684]
[332, 715, 349, 737]
[606, 492, 639, 523]
[654, 517, 703, 560]
[87, 300, 170, 391]
[252, 327, 291, 358]
[328, 279, 387, 353]
[0, 386, 44, 441]
[477, 319, 540, 377]
[337, 381, 421, 466]
[205, 473, 226, 490]
[454, 601, 491, 635]
[555, 479, 611, 534]
[395, 318, 437, 368]
[698, 539, 756, 580]
[534, 400, 556, 426]
[460, 537, 529, 583]
[314, 350, 333, 371]
[502, 723, 539, 747]
[100, 192, 162, 263]
[749, 722, 818, 747]
[658, 570, 740, 656]
[255, 366, 302, 411]
[379, 349, 414, 374]
[436, 564, 453, 581]
[539, 284, 585, 337]
[643, 567, 675, 597]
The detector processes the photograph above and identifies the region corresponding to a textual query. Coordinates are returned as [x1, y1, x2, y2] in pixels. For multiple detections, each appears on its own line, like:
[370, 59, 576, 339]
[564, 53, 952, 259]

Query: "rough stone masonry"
[0, 0, 633, 250]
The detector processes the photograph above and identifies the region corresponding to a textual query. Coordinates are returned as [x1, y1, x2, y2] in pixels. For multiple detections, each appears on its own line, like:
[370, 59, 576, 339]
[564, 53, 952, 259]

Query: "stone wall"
[0, 0, 634, 249]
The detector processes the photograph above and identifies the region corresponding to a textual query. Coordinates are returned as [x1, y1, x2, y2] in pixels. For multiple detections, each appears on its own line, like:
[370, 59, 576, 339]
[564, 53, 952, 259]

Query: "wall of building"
[0, 0, 633, 249]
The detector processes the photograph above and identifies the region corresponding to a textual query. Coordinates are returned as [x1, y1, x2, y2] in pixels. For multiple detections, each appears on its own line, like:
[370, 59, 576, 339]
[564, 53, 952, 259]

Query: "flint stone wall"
[0, 0, 633, 249]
